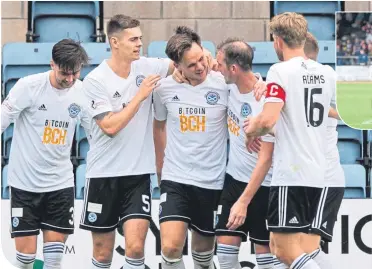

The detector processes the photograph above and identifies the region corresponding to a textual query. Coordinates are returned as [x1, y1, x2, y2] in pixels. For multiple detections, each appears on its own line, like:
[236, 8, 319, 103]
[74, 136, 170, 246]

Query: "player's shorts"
[159, 180, 221, 236]
[267, 186, 323, 233]
[10, 186, 74, 238]
[215, 174, 270, 245]
[309, 187, 344, 242]
[79, 174, 152, 233]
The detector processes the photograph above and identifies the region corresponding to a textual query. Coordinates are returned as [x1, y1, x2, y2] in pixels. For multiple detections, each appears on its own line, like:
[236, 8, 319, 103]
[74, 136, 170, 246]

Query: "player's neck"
[107, 57, 132, 79]
[236, 72, 257, 94]
[283, 48, 307, 61]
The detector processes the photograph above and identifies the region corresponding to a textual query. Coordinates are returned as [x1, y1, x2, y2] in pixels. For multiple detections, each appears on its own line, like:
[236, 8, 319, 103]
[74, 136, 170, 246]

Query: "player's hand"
[172, 69, 190, 84]
[243, 116, 258, 136]
[137, 75, 161, 101]
[227, 199, 249, 231]
[245, 136, 262, 153]
[253, 80, 267, 102]
[204, 48, 218, 73]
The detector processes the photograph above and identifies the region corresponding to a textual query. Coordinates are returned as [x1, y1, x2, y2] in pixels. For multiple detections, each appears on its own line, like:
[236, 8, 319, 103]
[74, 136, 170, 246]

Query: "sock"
[309, 248, 332, 269]
[43, 242, 65, 269]
[123, 256, 145, 269]
[273, 256, 288, 269]
[216, 244, 241, 269]
[161, 252, 185, 269]
[92, 257, 111, 269]
[256, 253, 274, 269]
[15, 251, 36, 269]
[289, 253, 321, 269]
[192, 249, 214, 269]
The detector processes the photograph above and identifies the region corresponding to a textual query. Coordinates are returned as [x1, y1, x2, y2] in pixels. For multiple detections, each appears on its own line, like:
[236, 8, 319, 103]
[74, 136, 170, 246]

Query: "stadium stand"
[336, 121, 364, 164]
[272, 1, 341, 40]
[75, 122, 88, 164]
[337, 13, 372, 65]
[75, 164, 86, 199]
[30, 1, 102, 43]
[342, 164, 367, 198]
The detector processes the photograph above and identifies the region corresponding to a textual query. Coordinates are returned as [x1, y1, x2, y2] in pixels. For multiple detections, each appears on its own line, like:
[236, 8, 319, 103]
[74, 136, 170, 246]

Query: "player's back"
[266, 57, 335, 188]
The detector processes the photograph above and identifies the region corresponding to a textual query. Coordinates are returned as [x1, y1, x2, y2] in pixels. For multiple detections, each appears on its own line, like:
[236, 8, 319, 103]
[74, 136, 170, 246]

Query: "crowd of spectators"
[337, 13, 372, 66]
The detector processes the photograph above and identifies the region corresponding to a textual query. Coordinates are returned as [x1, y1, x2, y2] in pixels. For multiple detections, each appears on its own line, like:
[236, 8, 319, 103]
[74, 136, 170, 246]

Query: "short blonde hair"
[304, 32, 319, 60]
[269, 12, 308, 48]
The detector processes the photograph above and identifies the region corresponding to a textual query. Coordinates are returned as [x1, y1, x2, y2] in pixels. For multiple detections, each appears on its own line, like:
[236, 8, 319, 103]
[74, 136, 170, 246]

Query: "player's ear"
[50, 61, 55, 70]
[110, 36, 119, 49]
[173, 62, 179, 69]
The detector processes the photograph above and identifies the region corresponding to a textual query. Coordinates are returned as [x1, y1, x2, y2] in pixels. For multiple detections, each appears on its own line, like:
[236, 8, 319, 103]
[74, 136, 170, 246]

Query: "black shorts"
[79, 174, 152, 233]
[10, 187, 74, 238]
[267, 186, 323, 233]
[309, 187, 344, 242]
[215, 174, 270, 245]
[159, 180, 221, 236]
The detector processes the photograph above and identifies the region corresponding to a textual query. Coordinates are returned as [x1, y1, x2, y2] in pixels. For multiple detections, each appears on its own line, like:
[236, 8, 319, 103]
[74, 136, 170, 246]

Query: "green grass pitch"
[337, 81, 372, 130]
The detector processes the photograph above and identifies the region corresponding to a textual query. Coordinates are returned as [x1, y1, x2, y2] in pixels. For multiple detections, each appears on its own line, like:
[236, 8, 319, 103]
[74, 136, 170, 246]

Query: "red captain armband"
[265, 83, 286, 102]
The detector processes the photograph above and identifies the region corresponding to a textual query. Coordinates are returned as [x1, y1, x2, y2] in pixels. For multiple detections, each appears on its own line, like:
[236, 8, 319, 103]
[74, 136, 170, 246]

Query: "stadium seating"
[32, 1, 99, 42]
[342, 164, 366, 198]
[2, 165, 9, 199]
[147, 41, 216, 58]
[2, 124, 14, 163]
[150, 174, 160, 199]
[273, 1, 341, 40]
[75, 164, 86, 199]
[337, 122, 363, 164]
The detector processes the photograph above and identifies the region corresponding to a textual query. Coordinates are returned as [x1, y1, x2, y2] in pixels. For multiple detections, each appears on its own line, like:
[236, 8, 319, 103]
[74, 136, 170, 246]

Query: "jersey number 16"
[304, 87, 324, 127]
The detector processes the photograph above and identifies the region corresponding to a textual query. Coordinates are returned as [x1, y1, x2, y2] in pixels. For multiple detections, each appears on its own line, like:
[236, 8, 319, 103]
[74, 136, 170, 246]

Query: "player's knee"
[274, 246, 293, 266]
[93, 242, 113, 262]
[125, 241, 145, 259]
[161, 242, 183, 259]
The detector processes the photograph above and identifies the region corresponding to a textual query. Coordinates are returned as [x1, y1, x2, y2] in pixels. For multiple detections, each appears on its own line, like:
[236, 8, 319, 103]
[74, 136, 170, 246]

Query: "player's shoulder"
[206, 71, 228, 91]
[84, 60, 108, 82]
[132, 56, 166, 72]
[20, 71, 49, 90]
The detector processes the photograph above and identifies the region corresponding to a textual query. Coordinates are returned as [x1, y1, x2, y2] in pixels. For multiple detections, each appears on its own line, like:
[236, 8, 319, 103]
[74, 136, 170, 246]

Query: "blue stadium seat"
[273, 1, 341, 40]
[32, 1, 99, 42]
[2, 124, 14, 162]
[2, 42, 112, 97]
[342, 164, 366, 198]
[337, 122, 363, 164]
[150, 174, 160, 199]
[147, 41, 216, 58]
[2, 165, 9, 199]
[75, 123, 89, 164]
[75, 164, 86, 199]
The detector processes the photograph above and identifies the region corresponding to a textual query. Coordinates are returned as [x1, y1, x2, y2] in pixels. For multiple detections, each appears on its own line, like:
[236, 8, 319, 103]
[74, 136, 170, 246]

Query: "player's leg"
[189, 185, 221, 269]
[79, 178, 120, 269]
[268, 186, 322, 269]
[159, 180, 190, 269]
[304, 187, 344, 269]
[215, 174, 247, 269]
[10, 187, 41, 268]
[41, 187, 75, 269]
[248, 186, 274, 269]
[118, 174, 154, 269]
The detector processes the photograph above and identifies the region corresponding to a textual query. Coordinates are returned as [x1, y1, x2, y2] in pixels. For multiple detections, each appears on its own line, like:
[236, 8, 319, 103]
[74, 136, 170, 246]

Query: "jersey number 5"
[304, 88, 324, 127]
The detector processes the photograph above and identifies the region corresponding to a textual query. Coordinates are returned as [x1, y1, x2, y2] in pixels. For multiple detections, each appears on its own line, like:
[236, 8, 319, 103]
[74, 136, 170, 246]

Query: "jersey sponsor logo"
[42, 120, 69, 145]
[12, 217, 19, 228]
[227, 108, 240, 136]
[113, 91, 121, 98]
[179, 107, 206, 132]
[38, 104, 47, 111]
[266, 83, 286, 102]
[322, 221, 328, 228]
[205, 91, 220, 105]
[241, 103, 252, 117]
[136, 75, 146, 87]
[68, 103, 81, 118]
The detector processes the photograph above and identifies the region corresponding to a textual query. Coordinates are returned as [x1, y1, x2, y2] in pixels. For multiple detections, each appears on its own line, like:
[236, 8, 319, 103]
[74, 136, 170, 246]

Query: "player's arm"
[227, 140, 274, 230]
[84, 75, 161, 137]
[152, 91, 167, 185]
[328, 107, 340, 120]
[1, 79, 32, 133]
